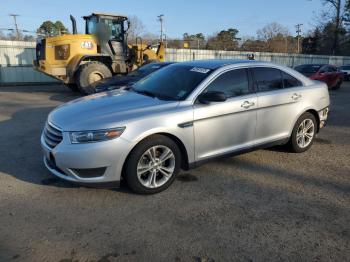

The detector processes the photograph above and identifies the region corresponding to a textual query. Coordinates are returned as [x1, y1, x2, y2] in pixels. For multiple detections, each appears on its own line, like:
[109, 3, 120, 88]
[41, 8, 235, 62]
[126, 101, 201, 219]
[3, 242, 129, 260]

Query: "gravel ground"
[0, 83, 349, 262]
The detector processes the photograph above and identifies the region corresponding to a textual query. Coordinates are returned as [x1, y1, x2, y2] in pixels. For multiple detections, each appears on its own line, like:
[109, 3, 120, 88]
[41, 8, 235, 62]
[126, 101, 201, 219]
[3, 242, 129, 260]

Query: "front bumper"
[41, 132, 132, 186]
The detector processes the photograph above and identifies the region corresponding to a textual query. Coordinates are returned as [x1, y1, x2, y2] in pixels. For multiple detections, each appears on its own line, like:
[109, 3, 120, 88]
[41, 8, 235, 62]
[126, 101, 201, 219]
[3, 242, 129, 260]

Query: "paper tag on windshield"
[190, 67, 210, 74]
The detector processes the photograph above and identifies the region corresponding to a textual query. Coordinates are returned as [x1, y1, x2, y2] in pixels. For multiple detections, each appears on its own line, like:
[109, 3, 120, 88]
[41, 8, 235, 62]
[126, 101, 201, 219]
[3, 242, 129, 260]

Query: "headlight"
[69, 127, 125, 144]
[55, 44, 70, 60]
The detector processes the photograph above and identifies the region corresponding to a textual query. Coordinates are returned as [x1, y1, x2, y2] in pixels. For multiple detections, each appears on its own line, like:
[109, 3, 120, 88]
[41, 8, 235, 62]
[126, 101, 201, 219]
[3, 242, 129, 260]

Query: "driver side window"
[205, 69, 250, 98]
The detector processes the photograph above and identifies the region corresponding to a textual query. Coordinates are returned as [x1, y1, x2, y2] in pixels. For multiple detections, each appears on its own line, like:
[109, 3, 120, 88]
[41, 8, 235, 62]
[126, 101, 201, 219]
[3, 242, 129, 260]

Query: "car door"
[319, 65, 333, 86]
[328, 66, 340, 87]
[193, 68, 257, 161]
[252, 67, 303, 145]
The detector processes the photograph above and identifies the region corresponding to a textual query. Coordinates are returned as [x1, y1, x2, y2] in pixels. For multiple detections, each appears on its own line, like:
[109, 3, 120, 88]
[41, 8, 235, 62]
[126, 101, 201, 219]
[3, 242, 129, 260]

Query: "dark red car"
[294, 64, 343, 90]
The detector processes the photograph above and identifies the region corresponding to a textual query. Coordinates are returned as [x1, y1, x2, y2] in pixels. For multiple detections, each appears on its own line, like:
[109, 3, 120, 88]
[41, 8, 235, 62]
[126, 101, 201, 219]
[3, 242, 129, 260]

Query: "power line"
[9, 14, 20, 40]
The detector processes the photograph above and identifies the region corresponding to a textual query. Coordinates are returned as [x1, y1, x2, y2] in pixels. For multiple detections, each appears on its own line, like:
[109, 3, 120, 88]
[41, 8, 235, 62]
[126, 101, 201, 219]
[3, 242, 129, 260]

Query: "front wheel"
[76, 62, 112, 95]
[125, 135, 181, 194]
[288, 112, 317, 153]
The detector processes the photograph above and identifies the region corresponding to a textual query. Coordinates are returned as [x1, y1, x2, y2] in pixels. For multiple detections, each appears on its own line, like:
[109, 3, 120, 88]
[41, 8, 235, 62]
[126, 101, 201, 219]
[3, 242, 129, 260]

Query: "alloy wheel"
[136, 145, 176, 189]
[296, 119, 315, 148]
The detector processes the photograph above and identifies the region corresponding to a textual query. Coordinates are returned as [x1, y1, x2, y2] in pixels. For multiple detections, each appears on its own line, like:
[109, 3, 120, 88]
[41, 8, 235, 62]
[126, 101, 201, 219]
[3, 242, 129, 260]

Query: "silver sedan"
[41, 60, 330, 194]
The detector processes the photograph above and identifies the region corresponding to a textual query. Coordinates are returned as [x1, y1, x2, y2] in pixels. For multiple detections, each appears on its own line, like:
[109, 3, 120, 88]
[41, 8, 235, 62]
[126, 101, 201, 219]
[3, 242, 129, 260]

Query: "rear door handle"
[241, 101, 255, 109]
[292, 93, 302, 101]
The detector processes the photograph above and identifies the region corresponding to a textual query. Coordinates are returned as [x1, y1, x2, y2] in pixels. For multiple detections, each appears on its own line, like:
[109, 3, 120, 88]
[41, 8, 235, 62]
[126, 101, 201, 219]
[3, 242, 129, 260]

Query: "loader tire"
[76, 62, 112, 95]
[66, 83, 79, 92]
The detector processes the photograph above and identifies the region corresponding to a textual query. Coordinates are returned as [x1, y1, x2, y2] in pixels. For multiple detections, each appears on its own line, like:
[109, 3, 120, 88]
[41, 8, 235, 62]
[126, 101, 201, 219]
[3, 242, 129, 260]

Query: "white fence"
[165, 49, 350, 67]
[1, 40, 350, 85]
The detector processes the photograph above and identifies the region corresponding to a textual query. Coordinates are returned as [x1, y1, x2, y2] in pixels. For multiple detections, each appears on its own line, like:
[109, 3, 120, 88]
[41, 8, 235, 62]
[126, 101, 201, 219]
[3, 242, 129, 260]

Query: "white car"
[340, 65, 350, 81]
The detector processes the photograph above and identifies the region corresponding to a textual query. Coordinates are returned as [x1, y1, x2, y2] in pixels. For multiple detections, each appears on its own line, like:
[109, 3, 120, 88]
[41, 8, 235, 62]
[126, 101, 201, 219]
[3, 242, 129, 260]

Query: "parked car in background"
[42, 60, 330, 194]
[339, 65, 350, 81]
[91, 62, 174, 93]
[294, 64, 343, 90]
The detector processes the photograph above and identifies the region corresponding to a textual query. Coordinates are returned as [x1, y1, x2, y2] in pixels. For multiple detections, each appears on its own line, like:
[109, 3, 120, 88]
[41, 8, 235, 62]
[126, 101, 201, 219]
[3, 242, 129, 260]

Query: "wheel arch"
[121, 132, 190, 179]
[306, 109, 320, 133]
[67, 54, 113, 80]
[289, 108, 321, 138]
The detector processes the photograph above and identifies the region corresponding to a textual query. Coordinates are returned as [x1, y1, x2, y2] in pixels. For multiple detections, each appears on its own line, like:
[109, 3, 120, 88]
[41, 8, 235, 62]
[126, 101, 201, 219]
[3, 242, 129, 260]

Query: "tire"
[66, 83, 79, 92]
[288, 112, 317, 153]
[76, 62, 112, 95]
[125, 135, 181, 194]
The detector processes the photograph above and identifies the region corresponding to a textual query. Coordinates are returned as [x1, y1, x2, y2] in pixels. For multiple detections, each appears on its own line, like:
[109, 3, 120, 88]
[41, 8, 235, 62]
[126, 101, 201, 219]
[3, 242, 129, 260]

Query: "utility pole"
[157, 14, 164, 42]
[9, 14, 20, 40]
[295, 23, 303, 54]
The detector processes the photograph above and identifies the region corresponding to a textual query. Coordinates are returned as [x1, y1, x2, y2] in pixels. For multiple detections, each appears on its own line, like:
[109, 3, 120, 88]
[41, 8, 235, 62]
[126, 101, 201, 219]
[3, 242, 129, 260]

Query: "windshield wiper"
[128, 87, 177, 101]
[133, 89, 156, 98]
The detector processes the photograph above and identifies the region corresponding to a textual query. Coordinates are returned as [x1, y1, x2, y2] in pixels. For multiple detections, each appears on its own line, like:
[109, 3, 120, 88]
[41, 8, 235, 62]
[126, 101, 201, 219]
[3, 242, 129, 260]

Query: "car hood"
[48, 90, 179, 131]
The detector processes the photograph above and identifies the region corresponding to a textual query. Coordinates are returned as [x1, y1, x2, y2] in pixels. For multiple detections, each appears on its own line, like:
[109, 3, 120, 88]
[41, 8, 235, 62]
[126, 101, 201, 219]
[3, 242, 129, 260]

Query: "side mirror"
[198, 91, 227, 104]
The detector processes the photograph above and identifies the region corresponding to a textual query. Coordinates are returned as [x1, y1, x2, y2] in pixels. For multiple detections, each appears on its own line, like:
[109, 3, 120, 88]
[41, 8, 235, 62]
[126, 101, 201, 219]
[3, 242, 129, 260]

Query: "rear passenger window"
[205, 69, 250, 98]
[252, 67, 283, 92]
[282, 72, 302, 88]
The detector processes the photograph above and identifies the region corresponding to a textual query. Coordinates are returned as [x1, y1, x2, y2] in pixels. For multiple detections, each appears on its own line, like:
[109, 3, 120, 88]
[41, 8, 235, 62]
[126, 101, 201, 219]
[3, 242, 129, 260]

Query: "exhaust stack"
[70, 15, 77, 34]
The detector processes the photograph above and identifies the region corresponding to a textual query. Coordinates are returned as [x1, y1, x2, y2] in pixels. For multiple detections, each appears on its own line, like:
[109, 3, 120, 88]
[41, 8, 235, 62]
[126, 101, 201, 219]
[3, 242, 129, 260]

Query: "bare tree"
[257, 22, 290, 41]
[322, 0, 346, 54]
[127, 16, 146, 43]
[256, 23, 292, 52]
[0, 31, 6, 40]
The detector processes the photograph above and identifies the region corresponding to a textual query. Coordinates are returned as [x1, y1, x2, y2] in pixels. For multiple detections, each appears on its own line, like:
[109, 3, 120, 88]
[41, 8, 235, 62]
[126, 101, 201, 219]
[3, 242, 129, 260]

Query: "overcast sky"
[1, 0, 325, 38]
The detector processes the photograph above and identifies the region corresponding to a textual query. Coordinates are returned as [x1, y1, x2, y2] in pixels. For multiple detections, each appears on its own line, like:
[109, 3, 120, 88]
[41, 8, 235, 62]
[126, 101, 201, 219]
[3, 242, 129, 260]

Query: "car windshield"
[128, 63, 166, 77]
[131, 64, 212, 101]
[295, 65, 323, 74]
[340, 66, 350, 70]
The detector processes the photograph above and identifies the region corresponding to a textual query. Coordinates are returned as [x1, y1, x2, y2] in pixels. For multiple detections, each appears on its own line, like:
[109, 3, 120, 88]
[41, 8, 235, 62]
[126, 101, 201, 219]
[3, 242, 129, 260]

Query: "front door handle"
[292, 93, 302, 101]
[241, 101, 255, 109]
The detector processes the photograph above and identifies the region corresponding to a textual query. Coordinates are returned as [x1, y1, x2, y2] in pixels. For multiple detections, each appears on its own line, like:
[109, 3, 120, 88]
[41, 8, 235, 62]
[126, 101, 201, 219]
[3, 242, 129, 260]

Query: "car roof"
[177, 59, 261, 70]
[295, 64, 326, 67]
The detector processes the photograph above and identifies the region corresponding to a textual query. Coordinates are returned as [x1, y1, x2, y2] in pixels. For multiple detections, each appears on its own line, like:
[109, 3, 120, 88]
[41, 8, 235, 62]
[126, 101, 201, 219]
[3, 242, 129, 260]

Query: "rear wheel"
[288, 112, 317, 153]
[76, 62, 112, 95]
[125, 135, 181, 194]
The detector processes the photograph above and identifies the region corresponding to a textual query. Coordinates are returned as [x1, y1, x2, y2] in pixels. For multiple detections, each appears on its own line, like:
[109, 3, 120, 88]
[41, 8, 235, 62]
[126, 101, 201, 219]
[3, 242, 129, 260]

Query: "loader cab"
[83, 13, 129, 61]
[84, 13, 128, 42]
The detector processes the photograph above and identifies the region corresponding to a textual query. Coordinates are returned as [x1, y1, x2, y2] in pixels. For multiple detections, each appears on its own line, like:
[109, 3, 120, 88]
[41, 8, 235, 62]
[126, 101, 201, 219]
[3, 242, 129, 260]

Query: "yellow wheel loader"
[33, 13, 165, 94]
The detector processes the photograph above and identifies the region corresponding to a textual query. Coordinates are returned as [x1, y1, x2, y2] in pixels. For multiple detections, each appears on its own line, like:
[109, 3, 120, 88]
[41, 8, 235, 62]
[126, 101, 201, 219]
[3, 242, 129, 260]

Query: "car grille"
[44, 122, 63, 149]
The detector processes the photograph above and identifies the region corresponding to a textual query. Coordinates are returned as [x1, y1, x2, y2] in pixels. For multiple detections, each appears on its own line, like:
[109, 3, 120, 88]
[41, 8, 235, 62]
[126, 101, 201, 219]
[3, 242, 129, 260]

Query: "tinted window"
[205, 69, 250, 98]
[253, 67, 283, 92]
[340, 66, 350, 70]
[328, 66, 337, 72]
[282, 72, 302, 88]
[132, 64, 212, 100]
[320, 66, 329, 73]
[129, 63, 168, 77]
[295, 65, 323, 74]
